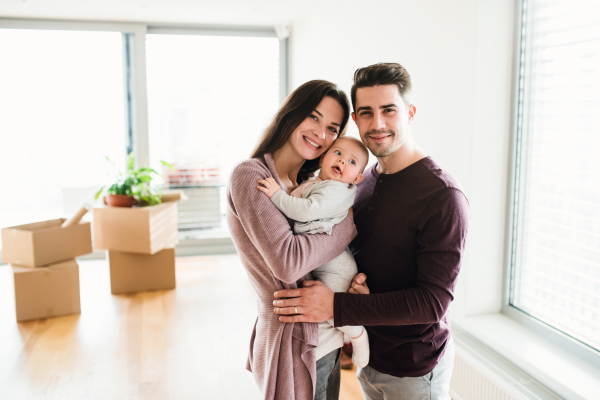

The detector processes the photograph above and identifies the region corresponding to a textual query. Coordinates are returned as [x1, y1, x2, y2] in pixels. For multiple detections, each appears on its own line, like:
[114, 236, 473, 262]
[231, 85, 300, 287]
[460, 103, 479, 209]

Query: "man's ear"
[351, 112, 356, 123]
[352, 174, 364, 185]
[408, 104, 417, 124]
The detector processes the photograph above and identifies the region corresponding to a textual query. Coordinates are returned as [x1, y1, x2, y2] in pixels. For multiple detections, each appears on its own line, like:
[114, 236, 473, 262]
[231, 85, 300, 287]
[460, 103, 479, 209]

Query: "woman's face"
[288, 96, 345, 161]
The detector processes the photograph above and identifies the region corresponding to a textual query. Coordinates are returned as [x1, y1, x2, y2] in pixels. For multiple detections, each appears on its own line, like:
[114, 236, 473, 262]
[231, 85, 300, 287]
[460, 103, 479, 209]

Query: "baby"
[257, 136, 370, 367]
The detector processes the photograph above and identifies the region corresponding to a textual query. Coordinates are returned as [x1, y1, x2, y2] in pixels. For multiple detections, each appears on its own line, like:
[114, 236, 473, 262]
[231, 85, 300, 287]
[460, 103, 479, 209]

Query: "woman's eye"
[329, 127, 338, 133]
[310, 114, 318, 120]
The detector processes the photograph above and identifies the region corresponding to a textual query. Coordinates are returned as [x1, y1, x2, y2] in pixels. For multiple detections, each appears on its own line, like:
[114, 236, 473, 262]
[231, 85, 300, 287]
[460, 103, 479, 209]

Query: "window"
[507, 0, 600, 362]
[0, 20, 285, 250]
[145, 33, 280, 233]
[0, 28, 128, 239]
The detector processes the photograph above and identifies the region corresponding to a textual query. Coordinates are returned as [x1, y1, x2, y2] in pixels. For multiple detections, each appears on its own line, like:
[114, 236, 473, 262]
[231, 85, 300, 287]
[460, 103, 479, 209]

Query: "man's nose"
[372, 112, 386, 130]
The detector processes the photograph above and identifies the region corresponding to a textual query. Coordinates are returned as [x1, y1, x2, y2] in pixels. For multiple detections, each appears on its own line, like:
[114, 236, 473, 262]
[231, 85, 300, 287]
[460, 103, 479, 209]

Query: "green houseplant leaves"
[94, 153, 174, 206]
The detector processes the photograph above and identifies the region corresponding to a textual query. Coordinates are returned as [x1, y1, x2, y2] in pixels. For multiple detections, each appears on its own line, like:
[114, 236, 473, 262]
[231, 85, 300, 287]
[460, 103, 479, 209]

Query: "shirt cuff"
[333, 292, 345, 327]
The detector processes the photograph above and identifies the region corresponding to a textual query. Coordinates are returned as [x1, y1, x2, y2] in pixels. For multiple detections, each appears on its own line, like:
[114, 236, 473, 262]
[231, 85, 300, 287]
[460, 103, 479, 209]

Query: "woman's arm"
[229, 161, 357, 284]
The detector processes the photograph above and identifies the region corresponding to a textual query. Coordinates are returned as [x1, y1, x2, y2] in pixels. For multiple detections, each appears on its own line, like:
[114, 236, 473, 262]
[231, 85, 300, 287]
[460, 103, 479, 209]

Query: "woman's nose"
[313, 125, 326, 139]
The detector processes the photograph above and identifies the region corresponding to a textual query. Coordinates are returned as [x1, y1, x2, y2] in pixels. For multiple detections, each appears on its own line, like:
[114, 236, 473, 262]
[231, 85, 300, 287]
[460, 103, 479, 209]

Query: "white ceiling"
[0, 0, 326, 27]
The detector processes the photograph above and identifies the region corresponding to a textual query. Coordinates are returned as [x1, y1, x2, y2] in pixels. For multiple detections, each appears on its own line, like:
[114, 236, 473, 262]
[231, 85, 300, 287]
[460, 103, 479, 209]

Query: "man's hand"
[273, 280, 334, 323]
[257, 177, 281, 198]
[349, 273, 370, 294]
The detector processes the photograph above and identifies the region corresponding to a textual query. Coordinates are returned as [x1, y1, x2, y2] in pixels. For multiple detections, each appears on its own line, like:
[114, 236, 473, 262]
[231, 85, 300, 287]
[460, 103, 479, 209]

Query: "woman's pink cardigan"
[226, 153, 357, 400]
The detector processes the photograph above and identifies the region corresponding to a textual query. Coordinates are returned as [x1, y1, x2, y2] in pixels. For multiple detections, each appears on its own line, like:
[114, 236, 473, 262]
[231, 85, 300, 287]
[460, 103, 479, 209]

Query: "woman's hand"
[348, 273, 370, 294]
[257, 177, 282, 198]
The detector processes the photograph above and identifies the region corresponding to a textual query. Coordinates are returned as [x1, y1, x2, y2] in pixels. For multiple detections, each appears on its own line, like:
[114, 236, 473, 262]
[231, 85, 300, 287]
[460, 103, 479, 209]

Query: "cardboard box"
[13, 259, 81, 322]
[108, 248, 176, 294]
[2, 219, 92, 268]
[93, 192, 184, 255]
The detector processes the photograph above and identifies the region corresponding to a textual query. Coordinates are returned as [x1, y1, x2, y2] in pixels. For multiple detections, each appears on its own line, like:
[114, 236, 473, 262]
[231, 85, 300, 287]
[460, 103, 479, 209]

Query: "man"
[273, 63, 470, 399]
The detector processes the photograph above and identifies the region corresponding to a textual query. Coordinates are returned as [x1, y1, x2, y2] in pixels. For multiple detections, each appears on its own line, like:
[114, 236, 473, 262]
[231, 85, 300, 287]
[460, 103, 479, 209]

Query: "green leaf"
[161, 160, 174, 171]
[126, 152, 135, 172]
[94, 186, 105, 200]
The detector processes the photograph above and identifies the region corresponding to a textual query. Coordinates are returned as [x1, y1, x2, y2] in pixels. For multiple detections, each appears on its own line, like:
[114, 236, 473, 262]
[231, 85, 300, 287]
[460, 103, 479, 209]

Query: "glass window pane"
[0, 29, 128, 248]
[511, 0, 600, 351]
[146, 34, 280, 235]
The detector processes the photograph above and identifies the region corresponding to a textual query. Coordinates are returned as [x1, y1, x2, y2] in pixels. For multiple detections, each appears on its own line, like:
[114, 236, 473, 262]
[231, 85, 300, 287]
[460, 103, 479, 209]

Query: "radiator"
[450, 344, 524, 400]
[449, 329, 562, 400]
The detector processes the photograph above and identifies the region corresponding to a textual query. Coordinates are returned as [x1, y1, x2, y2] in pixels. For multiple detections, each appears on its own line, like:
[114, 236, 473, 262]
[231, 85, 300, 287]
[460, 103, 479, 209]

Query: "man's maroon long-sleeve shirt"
[333, 156, 470, 377]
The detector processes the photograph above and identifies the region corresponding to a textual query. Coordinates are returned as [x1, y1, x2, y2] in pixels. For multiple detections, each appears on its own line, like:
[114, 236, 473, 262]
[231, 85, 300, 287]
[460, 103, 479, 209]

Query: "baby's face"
[318, 138, 368, 184]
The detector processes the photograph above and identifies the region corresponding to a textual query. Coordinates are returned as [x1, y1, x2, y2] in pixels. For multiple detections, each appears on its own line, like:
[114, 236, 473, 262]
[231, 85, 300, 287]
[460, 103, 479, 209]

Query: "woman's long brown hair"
[250, 80, 350, 184]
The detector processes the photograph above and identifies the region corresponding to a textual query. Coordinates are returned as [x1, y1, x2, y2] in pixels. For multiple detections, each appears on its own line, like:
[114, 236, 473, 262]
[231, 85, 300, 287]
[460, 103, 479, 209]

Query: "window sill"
[453, 313, 600, 400]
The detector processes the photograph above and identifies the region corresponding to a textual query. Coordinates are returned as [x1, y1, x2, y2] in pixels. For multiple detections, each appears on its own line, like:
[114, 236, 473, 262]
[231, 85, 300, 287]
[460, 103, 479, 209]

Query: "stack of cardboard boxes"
[93, 192, 184, 294]
[1, 219, 92, 322]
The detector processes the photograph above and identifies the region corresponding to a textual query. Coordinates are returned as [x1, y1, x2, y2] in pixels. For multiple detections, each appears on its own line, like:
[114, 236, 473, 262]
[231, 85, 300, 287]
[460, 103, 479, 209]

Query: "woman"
[227, 80, 356, 400]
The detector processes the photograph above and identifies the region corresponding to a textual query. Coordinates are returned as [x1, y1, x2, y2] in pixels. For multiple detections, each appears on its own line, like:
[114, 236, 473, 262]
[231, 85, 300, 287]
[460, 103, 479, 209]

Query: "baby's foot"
[350, 328, 369, 368]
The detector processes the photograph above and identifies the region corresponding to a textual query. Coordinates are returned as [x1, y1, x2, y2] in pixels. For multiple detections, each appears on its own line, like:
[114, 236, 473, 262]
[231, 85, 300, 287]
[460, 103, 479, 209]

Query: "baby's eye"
[335, 150, 341, 155]
[350, 160, 356, 165]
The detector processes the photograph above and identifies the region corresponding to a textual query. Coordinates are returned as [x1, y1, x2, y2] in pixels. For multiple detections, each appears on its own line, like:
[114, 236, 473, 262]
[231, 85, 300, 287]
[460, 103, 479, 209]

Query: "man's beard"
[364, 129, 397, 158]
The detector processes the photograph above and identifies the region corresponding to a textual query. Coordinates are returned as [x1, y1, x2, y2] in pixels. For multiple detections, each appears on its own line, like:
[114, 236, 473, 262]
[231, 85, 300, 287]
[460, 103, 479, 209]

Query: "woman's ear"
[352, 174, 364, 185]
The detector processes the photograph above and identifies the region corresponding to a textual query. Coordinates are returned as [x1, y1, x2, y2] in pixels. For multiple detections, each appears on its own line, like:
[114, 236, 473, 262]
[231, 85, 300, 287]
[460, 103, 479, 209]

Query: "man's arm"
[275, 188, 469, 325]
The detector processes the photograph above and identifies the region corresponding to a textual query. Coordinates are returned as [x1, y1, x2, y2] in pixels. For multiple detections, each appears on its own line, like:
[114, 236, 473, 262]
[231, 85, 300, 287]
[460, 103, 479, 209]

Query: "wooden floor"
[0, 255, 363, 400]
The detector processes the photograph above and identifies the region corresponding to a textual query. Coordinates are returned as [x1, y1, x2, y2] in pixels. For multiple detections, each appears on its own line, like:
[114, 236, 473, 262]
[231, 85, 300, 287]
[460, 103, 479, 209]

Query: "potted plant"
[95, 152, 174, 207]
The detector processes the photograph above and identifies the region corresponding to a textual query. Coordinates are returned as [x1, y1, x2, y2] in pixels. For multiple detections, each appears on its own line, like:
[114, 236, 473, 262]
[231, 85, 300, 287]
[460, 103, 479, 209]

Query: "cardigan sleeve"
[334, 187, 469, 326]
[229, 160, 357, 284]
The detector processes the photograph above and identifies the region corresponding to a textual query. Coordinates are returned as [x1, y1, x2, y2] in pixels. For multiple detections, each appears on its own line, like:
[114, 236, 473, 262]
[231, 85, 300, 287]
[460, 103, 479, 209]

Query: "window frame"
[502, 0, 600, 369]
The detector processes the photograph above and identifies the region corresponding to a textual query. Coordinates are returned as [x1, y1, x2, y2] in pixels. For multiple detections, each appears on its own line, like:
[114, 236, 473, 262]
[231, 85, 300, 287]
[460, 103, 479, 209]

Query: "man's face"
[352, 85, 416, 158]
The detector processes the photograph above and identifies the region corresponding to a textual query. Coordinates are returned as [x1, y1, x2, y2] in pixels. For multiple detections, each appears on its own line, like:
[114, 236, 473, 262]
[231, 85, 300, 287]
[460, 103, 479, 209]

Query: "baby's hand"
[349, 273, 370, 295]
[257, 177, 281, 198]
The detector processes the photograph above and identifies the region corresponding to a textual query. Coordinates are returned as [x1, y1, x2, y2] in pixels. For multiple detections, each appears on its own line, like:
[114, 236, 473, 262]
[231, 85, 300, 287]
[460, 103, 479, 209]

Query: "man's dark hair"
[251, 80, 350, 184]
[350, 63, 412, 111]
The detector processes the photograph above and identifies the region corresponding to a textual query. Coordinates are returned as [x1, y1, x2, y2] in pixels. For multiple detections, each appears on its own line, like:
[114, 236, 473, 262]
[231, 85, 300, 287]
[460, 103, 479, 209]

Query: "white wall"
[289, 0, 515, 319]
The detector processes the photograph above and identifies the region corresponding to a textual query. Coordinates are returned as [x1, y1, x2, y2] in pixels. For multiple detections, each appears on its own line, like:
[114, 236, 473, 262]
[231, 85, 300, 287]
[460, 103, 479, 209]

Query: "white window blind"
[511, 0, 600, 352]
